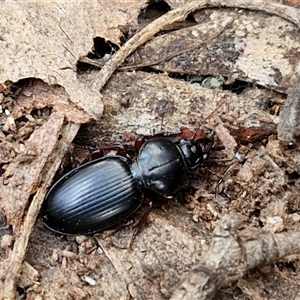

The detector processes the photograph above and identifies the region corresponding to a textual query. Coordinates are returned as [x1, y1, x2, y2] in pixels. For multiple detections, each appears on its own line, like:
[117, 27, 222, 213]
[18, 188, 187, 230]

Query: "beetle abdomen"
[42, 156, 143, 234]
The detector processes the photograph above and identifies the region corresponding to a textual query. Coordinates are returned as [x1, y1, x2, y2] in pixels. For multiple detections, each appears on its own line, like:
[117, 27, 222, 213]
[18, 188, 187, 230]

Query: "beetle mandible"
[42, 135, 213, 235]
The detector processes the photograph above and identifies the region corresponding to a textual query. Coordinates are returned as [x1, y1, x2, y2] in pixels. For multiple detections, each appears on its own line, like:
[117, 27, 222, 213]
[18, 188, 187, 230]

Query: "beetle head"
[179, 138, 213, 170]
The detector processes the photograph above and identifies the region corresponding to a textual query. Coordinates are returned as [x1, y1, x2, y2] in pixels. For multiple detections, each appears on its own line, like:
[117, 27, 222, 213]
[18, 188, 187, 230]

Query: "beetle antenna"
[214, 163, 237, 201]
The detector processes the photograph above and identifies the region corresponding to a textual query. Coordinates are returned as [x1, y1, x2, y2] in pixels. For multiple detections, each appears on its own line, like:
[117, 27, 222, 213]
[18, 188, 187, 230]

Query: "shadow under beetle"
[42, 132, 213, 236]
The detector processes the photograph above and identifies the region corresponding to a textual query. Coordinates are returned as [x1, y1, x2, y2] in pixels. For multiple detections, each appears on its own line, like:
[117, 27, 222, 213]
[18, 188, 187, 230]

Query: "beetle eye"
[191, 145, 197, 153]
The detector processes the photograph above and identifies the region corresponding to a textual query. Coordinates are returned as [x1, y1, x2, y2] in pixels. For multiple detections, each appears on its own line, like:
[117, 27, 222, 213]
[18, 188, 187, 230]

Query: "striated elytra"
[42, 137, 212, 235]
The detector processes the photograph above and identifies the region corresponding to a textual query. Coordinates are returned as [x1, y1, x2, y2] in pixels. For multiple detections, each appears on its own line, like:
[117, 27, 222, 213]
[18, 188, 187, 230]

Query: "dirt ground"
[1, 1, 300, 299]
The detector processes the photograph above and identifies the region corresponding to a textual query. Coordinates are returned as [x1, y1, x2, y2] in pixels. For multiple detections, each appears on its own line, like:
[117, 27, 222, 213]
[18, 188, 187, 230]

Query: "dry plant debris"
[1, 0, 300, 300]
[171, 214, 300, 300]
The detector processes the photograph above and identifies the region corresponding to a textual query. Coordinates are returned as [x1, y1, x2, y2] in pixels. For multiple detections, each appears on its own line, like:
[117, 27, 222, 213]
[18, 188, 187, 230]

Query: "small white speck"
[84, 276, 96, 286]
[235, 151, 244, 162]
[191, 30, 199, 37]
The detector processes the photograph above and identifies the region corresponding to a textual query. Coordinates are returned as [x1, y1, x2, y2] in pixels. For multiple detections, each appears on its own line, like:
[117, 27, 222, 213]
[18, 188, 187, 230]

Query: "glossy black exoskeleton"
[42, 136, 212, 235]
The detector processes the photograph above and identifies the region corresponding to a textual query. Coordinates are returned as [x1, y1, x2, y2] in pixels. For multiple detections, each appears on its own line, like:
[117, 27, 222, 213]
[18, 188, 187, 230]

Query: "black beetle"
[42, 136, 212, 235]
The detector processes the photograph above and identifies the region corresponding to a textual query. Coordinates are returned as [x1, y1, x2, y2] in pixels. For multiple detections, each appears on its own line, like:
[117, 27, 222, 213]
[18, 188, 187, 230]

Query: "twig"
[171, 214, 300, 300]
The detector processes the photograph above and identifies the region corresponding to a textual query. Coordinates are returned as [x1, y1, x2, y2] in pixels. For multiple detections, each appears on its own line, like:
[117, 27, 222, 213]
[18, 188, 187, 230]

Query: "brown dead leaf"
[125, 9, 300, 93]
[0, 1, 147, 121]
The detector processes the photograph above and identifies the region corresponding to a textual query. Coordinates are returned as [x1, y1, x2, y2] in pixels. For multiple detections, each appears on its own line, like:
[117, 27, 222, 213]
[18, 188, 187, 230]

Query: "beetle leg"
[134, 127, 208, 152]
[74, 144, 128, 164]
[134, 130, 183, 151]
[86, 147, 104, 160]
[116, 217, 135, 228]
[94, 145, 128, 157]
[134, 136, 146, 152]
[129, 198, 153, 250]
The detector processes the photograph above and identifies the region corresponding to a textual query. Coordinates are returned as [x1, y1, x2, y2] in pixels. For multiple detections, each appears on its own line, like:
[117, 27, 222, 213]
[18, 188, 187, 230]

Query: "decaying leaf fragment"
[124, 5, 300, 93]
[0, 1, 147, 121]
